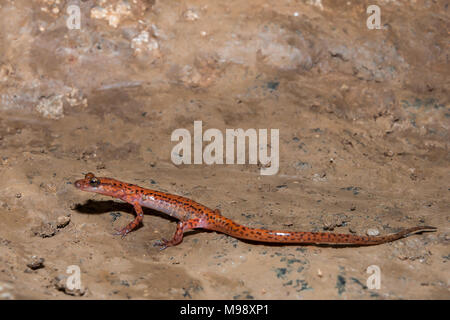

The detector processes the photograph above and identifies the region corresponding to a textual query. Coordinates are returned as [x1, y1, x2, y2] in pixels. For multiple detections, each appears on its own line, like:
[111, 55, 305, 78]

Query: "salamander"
[74, 173, 436, 250]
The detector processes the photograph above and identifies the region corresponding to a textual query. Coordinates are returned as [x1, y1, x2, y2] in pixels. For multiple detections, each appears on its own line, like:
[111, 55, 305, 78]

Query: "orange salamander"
[74, 173, 436, 250]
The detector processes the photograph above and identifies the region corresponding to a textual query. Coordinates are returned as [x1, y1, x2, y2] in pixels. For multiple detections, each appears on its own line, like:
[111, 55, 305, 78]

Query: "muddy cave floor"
[0, 0, 449, 299]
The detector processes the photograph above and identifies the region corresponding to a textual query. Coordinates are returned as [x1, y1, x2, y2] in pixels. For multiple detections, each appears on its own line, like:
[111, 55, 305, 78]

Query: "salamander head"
[74, 172, 121, 197]
[74, 172, 102, 191]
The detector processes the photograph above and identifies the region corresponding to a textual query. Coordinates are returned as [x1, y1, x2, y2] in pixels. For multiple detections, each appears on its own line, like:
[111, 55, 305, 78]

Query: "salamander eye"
[85, 172, 95, 180]
[89, 177, 100, 187]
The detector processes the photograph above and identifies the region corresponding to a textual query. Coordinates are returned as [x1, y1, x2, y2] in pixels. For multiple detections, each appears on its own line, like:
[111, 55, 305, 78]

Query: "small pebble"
[31, 222, 57, 238]
[367, 228, 380, 236]
[27, 256, 45, 270]
[56, 215, 71, 228]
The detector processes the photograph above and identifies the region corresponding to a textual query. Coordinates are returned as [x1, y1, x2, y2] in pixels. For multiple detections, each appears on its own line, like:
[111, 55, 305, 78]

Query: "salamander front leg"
[114, 202, 144, 238]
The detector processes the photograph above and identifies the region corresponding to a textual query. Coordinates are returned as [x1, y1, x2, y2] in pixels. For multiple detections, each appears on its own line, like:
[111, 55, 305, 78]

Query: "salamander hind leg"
[114, 202, 144, 238]
[153, 219, 202, 250]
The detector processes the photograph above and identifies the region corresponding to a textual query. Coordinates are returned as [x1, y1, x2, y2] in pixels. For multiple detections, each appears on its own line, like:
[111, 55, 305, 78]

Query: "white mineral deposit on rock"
[184, 9, 200, 21]
[131, 31, 158, 53]
[91, 1, 132, 28]
[36, 95, 64, 119]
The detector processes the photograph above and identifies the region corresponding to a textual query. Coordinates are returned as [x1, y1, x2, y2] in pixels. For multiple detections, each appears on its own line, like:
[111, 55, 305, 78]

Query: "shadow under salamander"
[73, 199, 201, 238]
